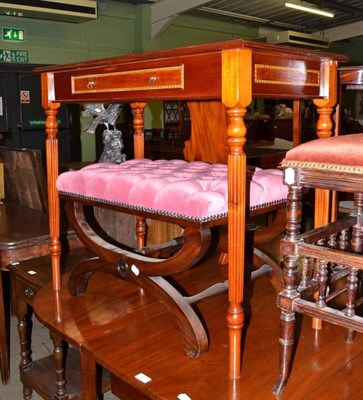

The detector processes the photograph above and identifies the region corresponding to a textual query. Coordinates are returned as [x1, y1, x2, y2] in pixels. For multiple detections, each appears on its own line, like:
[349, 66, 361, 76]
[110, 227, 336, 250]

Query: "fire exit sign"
[2, 27, 25, 42]
[0, 49, 28, 63]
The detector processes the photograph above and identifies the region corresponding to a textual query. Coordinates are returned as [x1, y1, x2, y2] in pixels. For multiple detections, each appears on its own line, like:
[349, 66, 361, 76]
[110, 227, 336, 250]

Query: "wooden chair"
[273, 133, 363, 395]
[0, 146, 48, 213]
[0, 147, 83, 388]
[0, 146, 47, 384]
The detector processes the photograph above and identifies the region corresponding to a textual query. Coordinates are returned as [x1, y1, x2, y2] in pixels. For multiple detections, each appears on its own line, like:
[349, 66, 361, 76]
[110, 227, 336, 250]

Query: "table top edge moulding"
[35, 39, 348, 74]
[35, 39, 348, 381]
[36, 39, 348, 103]
[339, 65, 363, 86]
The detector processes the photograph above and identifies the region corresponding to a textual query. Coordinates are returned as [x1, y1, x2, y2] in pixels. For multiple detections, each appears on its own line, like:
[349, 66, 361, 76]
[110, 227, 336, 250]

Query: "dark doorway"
[0, 63, 81, 163]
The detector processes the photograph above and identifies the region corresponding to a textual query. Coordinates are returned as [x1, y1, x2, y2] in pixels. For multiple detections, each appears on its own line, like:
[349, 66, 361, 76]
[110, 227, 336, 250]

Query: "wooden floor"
[65, 249, 363, 400]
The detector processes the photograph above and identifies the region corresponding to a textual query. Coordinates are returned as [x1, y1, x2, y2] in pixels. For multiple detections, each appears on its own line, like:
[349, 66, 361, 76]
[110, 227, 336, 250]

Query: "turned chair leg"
[17, 301, 32, 371]
[17, 302, 34, 400]
[50, 331, 69, 400]
[274, 185, 302, 395]
[273, 256, 300, 396]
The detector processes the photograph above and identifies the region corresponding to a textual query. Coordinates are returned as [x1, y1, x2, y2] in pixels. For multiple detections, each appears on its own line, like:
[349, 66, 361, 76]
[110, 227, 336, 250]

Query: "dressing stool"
[56, 158, 288, 361]
[273, 133, 363, 395]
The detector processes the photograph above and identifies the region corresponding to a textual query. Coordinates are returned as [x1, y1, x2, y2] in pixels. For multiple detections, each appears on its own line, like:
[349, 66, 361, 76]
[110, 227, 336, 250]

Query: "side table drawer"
[14, 275, 39, 306]
[71, 65, 184, 94]
[9, 248, 93, 309]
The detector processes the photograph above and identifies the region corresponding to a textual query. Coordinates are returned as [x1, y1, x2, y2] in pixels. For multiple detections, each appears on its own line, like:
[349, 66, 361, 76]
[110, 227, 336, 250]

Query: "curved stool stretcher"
[57, 159, 288, 358]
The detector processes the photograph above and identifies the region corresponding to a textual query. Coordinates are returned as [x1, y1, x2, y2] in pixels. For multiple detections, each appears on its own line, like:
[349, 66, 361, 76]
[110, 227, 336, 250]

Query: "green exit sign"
[0, 49, 28, 63]
[2, 28, 25, 42]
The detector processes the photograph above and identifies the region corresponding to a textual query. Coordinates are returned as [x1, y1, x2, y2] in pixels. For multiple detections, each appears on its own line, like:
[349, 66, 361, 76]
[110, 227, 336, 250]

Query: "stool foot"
[273, 310, 295, 396]
[146, 275, 210, 358]
[23, 385, 33, 400]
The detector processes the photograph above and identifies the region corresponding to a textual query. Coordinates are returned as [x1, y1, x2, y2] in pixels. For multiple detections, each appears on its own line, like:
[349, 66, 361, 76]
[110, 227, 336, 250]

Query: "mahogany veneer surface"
[33, 267, 165, 349]
[339, 66, 363, 85]
[75, 253, 363, 400]
[0, 202, 81, 268]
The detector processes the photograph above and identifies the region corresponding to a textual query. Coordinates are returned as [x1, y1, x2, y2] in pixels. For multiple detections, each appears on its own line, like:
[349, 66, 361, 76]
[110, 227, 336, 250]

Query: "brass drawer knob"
[87, 81, 96, 89]
[24, 287, 34, 299]
[148, 76, 158, 85]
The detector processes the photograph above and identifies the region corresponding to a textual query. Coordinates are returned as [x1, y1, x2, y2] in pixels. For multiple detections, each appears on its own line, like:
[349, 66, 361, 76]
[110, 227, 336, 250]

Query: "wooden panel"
[91, 208, 182, 247]
[93, 208, 137, 248]
[10, 247, 91, 307]
[146, 219, 182, 245]
[184, 101, 229, 164]
[0, 146, 47, 212]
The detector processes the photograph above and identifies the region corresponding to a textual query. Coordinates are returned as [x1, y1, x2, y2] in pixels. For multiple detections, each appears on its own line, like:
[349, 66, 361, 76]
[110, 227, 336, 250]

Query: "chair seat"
[281, 133, 363, 173]
[56, 159, 287, 223]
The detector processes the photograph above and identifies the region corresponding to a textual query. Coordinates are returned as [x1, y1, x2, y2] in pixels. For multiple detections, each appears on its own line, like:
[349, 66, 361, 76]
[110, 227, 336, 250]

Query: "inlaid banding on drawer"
[71, 65, 184, 94]
[254, 64, 320, 87]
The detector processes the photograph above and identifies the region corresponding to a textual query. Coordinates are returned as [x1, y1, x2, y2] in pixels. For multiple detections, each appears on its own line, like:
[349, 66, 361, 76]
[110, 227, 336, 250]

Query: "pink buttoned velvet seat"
[56, 159, 287, 224]
[274, 133, 363, 395]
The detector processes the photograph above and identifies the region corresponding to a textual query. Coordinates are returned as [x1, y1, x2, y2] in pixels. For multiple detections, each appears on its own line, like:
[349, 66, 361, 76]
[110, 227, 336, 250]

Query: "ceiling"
[115, 0, 363, 42]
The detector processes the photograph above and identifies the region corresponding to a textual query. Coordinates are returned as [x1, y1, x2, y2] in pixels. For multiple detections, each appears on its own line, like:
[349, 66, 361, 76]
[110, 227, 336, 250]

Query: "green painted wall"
[330, 37, 363, 66]
[0, 1, 359, 159]
[160, 14, 259, 49]
[0, 1, 136, 64]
